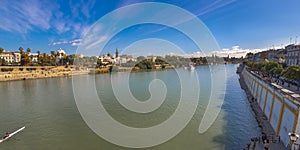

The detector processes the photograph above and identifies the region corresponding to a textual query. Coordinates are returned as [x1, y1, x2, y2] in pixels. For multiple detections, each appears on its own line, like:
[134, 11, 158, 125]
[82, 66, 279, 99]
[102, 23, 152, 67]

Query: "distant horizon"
[0, 44, 285, 59]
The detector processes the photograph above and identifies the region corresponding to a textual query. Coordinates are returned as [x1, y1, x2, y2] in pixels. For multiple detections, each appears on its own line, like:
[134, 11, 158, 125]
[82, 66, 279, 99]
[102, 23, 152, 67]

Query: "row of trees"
[120, 55, 212, 69]
[0, 47, 7, 66]
[0, 47, 72, 66]
[246, 62, 300, 84]
[119, 55, 200, 69]
[18, 47, 60, 66]
[116, 55, 240, 69]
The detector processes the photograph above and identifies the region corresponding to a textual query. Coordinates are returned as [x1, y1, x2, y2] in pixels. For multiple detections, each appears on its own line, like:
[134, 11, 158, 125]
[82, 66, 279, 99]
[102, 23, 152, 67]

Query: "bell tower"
[115, 48, 119, 58]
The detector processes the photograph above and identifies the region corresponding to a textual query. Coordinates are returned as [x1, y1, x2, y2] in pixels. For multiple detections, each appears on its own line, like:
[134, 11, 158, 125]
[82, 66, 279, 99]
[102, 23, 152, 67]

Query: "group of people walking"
[262, 133, 270, 150]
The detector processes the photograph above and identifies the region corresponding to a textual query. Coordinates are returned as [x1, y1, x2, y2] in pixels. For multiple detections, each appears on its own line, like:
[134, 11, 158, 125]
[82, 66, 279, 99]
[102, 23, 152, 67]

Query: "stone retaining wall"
[240, 65, 300, 146]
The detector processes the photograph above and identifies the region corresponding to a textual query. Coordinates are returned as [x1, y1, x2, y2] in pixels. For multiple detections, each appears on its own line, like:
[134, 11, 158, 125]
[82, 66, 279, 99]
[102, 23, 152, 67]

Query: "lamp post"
[289, 132, 299, 150]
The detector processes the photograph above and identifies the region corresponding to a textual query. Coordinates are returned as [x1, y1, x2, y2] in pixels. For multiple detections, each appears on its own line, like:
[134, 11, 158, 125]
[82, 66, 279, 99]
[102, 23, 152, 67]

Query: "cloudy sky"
[0, 0, 299, 54]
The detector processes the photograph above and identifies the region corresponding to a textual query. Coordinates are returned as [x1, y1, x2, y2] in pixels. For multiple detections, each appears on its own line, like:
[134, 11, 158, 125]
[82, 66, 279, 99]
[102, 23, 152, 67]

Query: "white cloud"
[195, 0, 236, 16]
[0, 0, 94, 39]
[0, 0, 55, 33]
[70, 39, 82, 46]
[71, 42, 81, 46]
[49, 39, 82, 47]
[81, 0, 96, 18]
[212, 45, 273, 58]
[70, 0, 95, 19]
[85, 36, 108, 49]
[49, 40, 68, 46]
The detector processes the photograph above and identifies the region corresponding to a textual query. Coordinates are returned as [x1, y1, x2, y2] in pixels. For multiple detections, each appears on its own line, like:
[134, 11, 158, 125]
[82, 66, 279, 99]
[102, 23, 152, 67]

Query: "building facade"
[56, 48, 67, 65]
[14, 52, 21, 63]
[0, 52, 21, 63]
[29, 53, 39, 63]
[285, 44, 300, 66]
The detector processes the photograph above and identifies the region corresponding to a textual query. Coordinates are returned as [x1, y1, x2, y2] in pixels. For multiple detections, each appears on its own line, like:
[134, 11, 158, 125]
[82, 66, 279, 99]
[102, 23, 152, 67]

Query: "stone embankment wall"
[241, 66, 300, 146]
[0, 66, 89, 81]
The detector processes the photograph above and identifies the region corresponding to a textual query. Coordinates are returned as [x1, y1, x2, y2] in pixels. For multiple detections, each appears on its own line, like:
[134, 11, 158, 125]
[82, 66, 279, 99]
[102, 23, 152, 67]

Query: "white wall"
[242, 68, 299, 146]
[264, 92, 273, 117]
[270, 98, 281, 130]
[280, 108, 295, 146]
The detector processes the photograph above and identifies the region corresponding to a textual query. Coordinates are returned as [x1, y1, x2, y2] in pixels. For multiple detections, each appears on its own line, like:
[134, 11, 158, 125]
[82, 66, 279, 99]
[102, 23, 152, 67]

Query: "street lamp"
[289, 132, 299, 150]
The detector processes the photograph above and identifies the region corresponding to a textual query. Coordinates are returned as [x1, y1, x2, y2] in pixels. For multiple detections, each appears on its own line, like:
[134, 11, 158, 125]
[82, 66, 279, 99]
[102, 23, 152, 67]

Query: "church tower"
[115, 48, 118, 58]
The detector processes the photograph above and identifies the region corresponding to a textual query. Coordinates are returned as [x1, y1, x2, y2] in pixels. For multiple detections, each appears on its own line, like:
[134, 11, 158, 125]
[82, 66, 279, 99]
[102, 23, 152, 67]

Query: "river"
[0, 64, 260, 150]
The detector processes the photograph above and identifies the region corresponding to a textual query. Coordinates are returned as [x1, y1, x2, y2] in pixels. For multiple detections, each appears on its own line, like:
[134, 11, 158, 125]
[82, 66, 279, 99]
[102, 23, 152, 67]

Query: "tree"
[27, 48, 31, 53]
[264, 62, 280, 74]
[97, 59, 103, 67]
[0, 58, 5, 66]
[67, 54, 75, 65]
[60, 53, 67, 66]
[19, 47, 24, 53]
[41, 53, 49, 66]
[0, 47, 4, 53]
[257, 62, 266, 71]
[137, 56, 146, 62]
[282, 66, 300, 80]
[36, 50, 41, 64]
[30, 55, 34, 65]
[282, 65, 300, 88]
[246, 52, 254, 58]
[270, 67, 284, 75]
[21, 53, 30, 66]
[51, 51, 56, 57]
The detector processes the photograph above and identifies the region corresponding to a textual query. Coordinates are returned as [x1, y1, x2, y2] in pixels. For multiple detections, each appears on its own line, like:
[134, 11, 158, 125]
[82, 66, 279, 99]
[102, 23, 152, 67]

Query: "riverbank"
[0, 65, 177, 82]
[0, 66, 89, 82]
[238, 64, 285, 149]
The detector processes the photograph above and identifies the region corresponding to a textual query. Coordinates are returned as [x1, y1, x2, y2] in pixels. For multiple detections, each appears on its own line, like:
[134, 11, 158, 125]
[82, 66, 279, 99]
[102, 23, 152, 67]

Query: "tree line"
[0, 47, 75, 66]
[246, 61, 300, 85]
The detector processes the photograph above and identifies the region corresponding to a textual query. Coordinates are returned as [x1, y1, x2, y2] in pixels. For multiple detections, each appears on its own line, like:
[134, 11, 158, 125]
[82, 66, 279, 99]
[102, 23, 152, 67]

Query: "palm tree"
[51, 51, 56, 57]
[26, 48, 31, 54]
[50, 51, 56, 66]
[37, 50, 41, 64]
[61, 53, 67, 66]
[41, 53, 47, 65]
[0, 47, 4, 53]
[19, 47, 24, 54]
[21, 53, 30, 66]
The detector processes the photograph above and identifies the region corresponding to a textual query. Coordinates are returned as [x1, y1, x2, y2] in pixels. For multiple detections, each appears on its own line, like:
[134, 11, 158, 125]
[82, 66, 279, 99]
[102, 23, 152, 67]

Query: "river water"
[0, 64, 260, 150]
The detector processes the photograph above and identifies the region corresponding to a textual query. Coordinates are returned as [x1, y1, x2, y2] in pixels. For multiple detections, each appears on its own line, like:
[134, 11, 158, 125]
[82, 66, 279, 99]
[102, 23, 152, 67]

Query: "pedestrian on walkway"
[262, 133, 267, 143]
[264, 139, 270, 150]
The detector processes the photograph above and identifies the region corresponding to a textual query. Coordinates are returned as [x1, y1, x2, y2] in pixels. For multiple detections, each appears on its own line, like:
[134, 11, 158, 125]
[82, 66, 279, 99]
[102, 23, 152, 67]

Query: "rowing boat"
[0, 126, 25, 143]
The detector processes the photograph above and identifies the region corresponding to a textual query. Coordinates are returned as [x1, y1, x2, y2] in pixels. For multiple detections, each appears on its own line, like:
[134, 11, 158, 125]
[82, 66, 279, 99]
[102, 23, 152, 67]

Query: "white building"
[0, 52, 14, 63]
[56, 48, 67, 65]
[285, 44, 300, 66]
[117, 55, 137, 64]
[98, 54, 114, 65]
[0, 52, 21, 63]
[29, 53, 39, 63]
[14, 52, 21, 63]
[56, 48, 66, 59]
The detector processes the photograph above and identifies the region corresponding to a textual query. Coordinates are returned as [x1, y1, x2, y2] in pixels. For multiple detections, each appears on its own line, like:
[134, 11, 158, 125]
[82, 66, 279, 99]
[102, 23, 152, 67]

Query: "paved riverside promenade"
[238, 65, 286, 150]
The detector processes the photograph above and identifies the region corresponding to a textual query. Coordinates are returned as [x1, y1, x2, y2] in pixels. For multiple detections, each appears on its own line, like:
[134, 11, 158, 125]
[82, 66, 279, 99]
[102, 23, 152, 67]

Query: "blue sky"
[0, 0, 300, 54]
